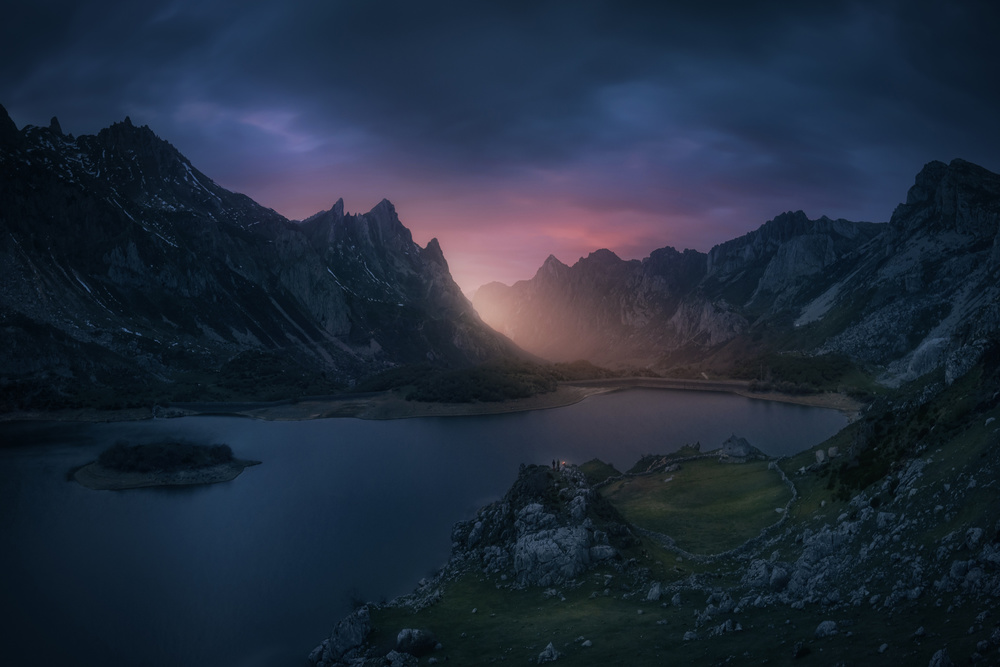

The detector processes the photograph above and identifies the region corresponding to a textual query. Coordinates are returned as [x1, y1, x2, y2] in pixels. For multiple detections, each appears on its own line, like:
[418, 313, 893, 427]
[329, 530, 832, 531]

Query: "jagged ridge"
[474, 160, 1000, 386]
[0, 104, 518, 408]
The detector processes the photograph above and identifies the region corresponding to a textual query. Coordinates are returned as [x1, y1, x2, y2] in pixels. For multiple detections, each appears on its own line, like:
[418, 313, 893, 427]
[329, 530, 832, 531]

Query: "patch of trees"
[735, 352, 857, 392]
[97, 441, 234, 473]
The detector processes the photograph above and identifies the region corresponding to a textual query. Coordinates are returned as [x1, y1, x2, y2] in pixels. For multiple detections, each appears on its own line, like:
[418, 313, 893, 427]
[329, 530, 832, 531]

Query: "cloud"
[2, 0, 999, 291]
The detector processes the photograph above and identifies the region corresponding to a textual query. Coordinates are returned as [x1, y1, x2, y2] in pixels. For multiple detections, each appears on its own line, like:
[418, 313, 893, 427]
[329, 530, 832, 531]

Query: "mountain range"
[0, 105, 517, 409]
[3, 103, 999, 410]
[474, 159, 1000, 386]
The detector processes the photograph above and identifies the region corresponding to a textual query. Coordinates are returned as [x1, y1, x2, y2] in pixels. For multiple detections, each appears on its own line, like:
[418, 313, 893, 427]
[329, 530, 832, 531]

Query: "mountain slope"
[473, 159, 1000, 385]
[474, 210, 883, 367]
[0, 105, 517, 409]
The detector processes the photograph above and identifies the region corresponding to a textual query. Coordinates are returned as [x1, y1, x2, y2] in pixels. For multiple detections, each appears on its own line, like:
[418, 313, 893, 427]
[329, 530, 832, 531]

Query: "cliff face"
[473, 159, 1000, 383]
[809, 159, 1000, 384]
[0, 105, 516, 406]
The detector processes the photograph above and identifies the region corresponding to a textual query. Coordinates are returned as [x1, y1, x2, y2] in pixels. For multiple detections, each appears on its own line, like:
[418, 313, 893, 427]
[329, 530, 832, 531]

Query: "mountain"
[473, 159, 1000, 384]
[474, 212, 882, 367]
[0, 105, 517, 409]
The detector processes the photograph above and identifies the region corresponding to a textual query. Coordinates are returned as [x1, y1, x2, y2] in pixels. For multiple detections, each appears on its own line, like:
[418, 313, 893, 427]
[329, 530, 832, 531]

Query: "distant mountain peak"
[581, 248, 622, 265]
[332, 197, 345, 219]
[535, 254, 569, 279]
[0, 103, 18, 146]
[543, 254, 566, 268]
[369, 198, 397, 218]
[422, 237, 448, 267]
[892, 158, 1000, 238]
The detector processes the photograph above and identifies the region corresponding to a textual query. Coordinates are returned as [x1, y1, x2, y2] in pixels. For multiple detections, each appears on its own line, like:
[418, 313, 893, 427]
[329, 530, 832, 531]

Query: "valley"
[2, 104, 999, 666]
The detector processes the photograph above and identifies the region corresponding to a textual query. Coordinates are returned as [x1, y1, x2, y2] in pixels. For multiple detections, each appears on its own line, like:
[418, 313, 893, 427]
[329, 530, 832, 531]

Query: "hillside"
[312, 342, 1000, 665]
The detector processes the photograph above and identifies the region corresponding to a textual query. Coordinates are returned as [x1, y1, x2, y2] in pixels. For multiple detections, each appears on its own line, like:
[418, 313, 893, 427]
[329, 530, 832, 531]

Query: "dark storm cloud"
[3, 0, 999, 288]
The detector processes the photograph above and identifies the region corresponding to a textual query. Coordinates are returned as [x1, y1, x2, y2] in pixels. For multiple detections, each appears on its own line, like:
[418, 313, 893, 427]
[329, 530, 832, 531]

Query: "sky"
[3, 1, 999, 293]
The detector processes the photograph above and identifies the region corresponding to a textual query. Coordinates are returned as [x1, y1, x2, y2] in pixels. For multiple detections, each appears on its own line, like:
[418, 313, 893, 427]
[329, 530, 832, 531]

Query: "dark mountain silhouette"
[0, 104, 518, 408]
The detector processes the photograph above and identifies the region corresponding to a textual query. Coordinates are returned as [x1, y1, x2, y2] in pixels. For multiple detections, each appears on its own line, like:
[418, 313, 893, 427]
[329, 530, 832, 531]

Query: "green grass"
[368, 566, 985, 666]
[578, 459, 621, 486]
[600, 459, 791, 554]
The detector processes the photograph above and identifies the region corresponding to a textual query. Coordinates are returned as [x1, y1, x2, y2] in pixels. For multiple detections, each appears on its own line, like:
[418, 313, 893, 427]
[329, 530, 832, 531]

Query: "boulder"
[646, 582, 662, 601]
[396, 628, 437, 657]
[814, 620, 838, 638]
[928, 648, 953, 667]
[718, 435, 765, 461]
[537, 642, 561, 663]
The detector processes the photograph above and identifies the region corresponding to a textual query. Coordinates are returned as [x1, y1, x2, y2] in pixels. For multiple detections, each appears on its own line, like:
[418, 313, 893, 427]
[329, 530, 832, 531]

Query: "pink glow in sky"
[6, 2, 998, 294]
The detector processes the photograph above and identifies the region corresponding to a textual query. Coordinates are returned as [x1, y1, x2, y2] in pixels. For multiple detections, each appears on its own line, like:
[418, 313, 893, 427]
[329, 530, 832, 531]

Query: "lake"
[0, 389, 847, 666]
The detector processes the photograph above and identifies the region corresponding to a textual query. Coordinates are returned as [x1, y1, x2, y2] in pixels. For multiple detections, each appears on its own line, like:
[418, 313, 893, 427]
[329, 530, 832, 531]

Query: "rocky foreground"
[309, 372, 1000, 665]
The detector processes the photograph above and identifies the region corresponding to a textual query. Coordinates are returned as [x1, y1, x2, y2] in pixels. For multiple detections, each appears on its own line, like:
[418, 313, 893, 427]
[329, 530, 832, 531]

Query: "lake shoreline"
[0, 378, 864, 425]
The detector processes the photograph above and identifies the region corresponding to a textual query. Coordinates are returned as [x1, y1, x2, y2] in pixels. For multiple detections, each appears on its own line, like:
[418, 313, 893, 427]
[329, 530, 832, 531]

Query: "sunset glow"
[3, 1, 998, 292]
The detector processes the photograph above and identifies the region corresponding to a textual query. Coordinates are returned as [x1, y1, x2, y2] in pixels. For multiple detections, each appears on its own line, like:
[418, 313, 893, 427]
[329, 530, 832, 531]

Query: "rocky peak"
[0, 103, 19, 147]
[48, 116, 63, 136]
[535, 254, 569, 280]
[890, 158, 1000, 240]
[580, 248, 624, 267]
[331, 197, 345, 220]
[421, 237, 447, 268]
[94, 117, 182, 166]
[363, 198, 414, 246]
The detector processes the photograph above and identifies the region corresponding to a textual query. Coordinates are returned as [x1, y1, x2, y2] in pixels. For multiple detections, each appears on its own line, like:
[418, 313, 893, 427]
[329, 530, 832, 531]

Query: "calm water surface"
[0, 389, 847, 666]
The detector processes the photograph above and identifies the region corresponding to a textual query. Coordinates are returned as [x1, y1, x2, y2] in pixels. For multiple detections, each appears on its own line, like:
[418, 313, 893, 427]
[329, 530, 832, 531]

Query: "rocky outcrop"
[308, 463, 641, 665]
[450, 464, 638, 588]
[717, 434, 767, 462]
[309, 606, 373, 666]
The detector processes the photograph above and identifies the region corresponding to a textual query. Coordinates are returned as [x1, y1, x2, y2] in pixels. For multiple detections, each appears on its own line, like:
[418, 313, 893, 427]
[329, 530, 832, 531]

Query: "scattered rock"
[384, 650, 418, 667]
[537, 642, 561, 663]
[815, 620, 838, 638]
[647, 582, 662, 601]
[793, 641, 811, 658]
[928, 648, 953, 667]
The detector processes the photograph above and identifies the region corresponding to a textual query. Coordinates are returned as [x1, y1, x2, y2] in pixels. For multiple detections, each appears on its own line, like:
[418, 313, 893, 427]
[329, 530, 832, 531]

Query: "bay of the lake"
[0, 389, 847, 666]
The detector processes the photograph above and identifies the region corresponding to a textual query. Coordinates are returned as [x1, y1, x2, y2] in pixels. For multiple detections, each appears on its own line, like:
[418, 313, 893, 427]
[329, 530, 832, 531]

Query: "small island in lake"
[74, 441, 261, 490]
